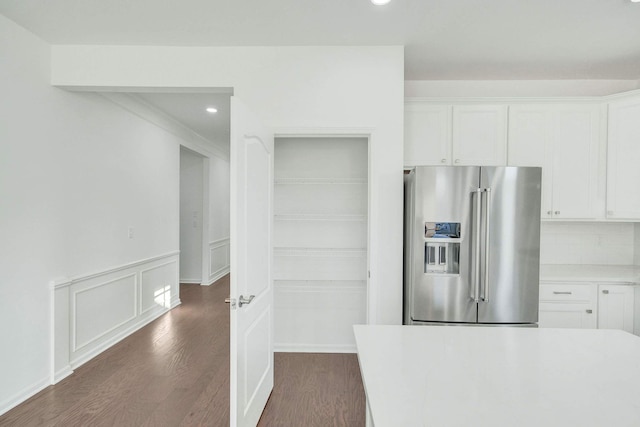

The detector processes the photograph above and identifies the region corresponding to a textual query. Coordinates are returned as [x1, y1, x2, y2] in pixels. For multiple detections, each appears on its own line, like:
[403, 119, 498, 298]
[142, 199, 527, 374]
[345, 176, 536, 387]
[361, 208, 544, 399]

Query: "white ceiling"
[3, 0, 640, 145]
[1, 0, 640, 80]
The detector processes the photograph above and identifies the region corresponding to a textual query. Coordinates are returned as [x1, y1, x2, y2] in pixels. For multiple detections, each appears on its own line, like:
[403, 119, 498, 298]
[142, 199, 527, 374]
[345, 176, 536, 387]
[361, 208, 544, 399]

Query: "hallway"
[0, 276, 365, 426]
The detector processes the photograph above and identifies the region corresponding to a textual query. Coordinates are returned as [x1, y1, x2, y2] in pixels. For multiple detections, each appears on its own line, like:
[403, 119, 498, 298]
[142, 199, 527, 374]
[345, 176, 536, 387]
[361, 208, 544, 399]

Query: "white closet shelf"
[275, 279, 366, 290]
[274, 178, 367, 185]
[274, 214, 367, 221]
[274, 247, 367, 257]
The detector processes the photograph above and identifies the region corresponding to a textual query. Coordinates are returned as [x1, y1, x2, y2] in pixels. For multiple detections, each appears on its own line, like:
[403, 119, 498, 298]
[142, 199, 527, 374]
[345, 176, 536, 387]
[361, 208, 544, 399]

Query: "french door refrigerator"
[403, 166, 542, 326]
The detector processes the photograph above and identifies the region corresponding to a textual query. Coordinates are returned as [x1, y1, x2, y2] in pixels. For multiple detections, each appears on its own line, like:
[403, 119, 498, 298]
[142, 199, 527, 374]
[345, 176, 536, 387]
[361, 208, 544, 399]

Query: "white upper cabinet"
[451, 105, 507, 166]
[404, 103, 507, 167]
[606, 96, 640, 220]
[404, 104, 450, 166]
[508, 104, 602, 220]
[507, 107, 552, 217]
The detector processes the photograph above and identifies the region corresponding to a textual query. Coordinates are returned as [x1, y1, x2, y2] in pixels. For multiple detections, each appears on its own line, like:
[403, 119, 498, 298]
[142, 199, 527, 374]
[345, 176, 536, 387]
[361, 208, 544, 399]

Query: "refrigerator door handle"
[481, 188, 491, 302]
[472, 189, 483, 303]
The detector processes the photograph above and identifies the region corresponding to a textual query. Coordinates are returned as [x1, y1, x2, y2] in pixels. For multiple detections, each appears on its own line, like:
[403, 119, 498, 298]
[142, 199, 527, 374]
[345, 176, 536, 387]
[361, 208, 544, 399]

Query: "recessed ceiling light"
[371, 0, 391, 5]
[206, 107, 218, 114]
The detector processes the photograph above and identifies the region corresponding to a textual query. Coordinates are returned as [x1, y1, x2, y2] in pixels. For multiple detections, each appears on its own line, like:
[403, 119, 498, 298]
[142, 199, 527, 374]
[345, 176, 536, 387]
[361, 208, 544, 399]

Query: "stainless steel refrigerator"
[404, 166, 542, 326]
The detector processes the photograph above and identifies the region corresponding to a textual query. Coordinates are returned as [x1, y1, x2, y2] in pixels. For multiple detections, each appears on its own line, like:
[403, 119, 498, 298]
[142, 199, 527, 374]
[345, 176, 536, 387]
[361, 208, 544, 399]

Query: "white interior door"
[229, 97, 274, 426]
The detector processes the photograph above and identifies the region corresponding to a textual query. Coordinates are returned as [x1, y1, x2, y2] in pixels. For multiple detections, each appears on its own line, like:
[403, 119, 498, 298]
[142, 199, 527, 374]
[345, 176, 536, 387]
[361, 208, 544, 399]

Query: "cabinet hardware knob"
[454, 159, 460, 164]
[547, 211, 552, 215]
[554, 211, 560, 215]
[586, 309, 593, 314]
[441, 158, 447, 163]
[602, 290, 609, 294]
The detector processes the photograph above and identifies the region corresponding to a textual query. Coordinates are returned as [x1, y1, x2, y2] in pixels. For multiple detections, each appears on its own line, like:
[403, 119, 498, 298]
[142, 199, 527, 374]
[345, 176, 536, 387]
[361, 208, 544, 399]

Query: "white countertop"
[540, 264, 640, 283]
[354, 325, 640, 427]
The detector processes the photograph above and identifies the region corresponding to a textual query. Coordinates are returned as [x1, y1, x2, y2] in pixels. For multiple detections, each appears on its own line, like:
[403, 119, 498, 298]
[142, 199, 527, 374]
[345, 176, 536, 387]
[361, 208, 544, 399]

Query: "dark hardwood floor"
[0, 275, 365, 426]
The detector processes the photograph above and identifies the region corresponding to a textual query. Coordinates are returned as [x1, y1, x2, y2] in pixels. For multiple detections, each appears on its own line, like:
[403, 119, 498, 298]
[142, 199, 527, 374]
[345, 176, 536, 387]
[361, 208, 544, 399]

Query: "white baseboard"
[207, 267, 230, 285]
[53, 366, 74, 384]
[180, 279, 202, 284]
[274, 343, 357, 353]
[170, 296, 182, 309]
[0, 377, 50, 417]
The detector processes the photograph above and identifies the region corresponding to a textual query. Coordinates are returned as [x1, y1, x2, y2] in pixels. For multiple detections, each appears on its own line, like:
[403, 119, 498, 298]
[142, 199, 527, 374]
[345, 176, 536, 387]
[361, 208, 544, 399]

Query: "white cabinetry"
[539, 282, 597, 329]
[404, 104, 450, 166]
[508, 104, 602, 220]
[606, 96, 640, 219]
[540, 282, 636, 334]
[598, 284, 634, 333]
[404, 102, 506, 167]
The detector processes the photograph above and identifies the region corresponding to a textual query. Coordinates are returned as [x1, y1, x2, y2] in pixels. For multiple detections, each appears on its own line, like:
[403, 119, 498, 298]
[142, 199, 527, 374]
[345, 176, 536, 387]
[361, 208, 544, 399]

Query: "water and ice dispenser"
[424, 222, 460, 274]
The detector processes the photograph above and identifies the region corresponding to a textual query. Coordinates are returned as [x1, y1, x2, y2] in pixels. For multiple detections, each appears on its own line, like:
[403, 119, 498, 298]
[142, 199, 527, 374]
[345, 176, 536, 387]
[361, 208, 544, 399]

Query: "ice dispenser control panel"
[424, 222, 460, 274]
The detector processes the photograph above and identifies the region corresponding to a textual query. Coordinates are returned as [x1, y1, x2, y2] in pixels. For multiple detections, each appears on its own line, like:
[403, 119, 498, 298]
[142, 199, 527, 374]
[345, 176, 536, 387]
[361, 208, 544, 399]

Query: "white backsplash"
[540, 222, 635, 265]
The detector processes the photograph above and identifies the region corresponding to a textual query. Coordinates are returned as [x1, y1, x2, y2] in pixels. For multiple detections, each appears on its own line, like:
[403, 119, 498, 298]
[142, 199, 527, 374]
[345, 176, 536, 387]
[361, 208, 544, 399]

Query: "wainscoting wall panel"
[51, 252, 180, 383]
[73, 273, 137, 352]
[141, 261, 177, 314]
[208, 237, 230, 284]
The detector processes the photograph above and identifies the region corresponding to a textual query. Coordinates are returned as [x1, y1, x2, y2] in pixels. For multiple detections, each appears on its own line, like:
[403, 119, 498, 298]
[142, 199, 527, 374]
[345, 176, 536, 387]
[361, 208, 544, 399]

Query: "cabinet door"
[598, 285, 634, 333]
[539, 303, 596, 329]
[508, 106, 553, 219]
[404, 104, 451, 166]
[550, 105, 601, 219]
[452, 105, 507, 166]
[607, 98, 640, 219]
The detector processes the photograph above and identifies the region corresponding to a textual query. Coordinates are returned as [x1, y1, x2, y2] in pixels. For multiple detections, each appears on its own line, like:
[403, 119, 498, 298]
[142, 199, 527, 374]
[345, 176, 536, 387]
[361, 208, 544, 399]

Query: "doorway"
[273, 136, 370, 352]
[179, 146, 205, 285]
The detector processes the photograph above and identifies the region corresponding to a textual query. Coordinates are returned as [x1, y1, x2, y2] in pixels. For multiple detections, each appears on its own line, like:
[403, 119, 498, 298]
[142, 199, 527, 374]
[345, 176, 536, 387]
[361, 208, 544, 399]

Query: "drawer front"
[540, 283, 594, 302]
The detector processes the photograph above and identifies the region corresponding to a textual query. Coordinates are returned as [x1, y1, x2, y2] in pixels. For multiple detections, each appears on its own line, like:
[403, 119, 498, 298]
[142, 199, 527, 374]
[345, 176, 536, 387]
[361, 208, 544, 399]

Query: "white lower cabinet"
[539, 282, 636, 334]
[539, 283, 597, 329]
[597, 284, 635, 334]
[539, 303, 596, 329]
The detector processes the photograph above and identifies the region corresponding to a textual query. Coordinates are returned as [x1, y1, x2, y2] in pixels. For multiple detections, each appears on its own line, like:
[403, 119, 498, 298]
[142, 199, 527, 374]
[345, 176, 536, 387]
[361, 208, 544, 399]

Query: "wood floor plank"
[0, 274, 365, 426]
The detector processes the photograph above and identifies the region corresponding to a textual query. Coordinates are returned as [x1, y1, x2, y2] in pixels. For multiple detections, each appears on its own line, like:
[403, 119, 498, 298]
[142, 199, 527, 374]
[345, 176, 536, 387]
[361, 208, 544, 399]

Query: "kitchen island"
[354, 325, 640, 427]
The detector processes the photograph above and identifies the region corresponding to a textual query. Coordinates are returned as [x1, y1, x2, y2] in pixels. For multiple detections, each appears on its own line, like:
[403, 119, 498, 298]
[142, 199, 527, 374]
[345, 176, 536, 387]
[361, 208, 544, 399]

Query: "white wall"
[180, 147, 204, 283]
[207, 154, 231, 283]
[635, 224, 640, 266]
[0, 15, 183, 413]
[51, 44, 406, 325]
[405, 80, 640, 98]
[541, 222, 635, 265]
[209, 155, 230, 242]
